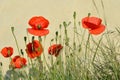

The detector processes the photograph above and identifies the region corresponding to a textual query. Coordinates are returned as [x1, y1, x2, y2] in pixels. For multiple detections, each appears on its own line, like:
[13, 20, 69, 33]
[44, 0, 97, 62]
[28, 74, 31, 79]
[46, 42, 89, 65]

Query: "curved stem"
[11, 27, 21, 55]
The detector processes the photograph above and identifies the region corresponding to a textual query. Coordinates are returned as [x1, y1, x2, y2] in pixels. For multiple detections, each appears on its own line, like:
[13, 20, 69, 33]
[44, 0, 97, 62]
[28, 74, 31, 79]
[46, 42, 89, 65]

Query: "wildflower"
[11, 56, 27, 69]
[48, 44, 63, 57]
[26, 40, 43, 59]
[82, 16, 105, 35]
[1, 47, 13, 58]
[27, 16, 49, 36]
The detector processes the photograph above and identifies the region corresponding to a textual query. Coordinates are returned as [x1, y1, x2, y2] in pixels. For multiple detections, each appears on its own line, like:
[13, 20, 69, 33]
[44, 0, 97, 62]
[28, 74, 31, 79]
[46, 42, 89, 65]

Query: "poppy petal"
[27, 28, 49, 36]
[28, 16, 49, 29]
[11, 56, 27, 69]
[48, 44, 63, 57]
[89, 24, 105, 35]
[1, 47, 13, 57]
[26, 40, 43, 59]
[82, 17, 102, 29]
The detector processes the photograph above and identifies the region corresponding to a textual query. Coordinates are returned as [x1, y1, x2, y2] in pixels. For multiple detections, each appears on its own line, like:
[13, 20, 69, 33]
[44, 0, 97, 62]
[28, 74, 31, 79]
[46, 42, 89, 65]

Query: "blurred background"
[0, 0, 120, 75]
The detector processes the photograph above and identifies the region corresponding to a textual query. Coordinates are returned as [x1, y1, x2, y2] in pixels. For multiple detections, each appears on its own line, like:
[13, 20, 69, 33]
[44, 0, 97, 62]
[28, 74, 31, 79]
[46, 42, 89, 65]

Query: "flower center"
[7, 50, 11, 56]
[37, 25, 41, 30]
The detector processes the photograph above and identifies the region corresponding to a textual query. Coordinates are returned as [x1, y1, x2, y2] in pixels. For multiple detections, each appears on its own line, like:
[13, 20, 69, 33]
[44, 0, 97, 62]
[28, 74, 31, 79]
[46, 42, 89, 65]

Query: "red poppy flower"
[27, 16, 49, 36]
[82, 17, 105, 35]
[48, 44, 63, 57]
[11, 56, 27, 69]
[1, 47, 13, 58]
[26, 40, 43, 59]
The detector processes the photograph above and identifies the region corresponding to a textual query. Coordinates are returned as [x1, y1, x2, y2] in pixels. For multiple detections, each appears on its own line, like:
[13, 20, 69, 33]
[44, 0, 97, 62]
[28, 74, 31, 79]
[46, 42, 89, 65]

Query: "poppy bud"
[11, 27, 14, 32]
[24, 36, 27, 42]
[73, 11, 76, 19]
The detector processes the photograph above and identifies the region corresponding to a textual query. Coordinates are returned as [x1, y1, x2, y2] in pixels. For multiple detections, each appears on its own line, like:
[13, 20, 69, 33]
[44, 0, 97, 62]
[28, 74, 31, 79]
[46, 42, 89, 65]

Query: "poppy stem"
[38, 36, 49, 71]
[0, 62, 3, 80]
[26, 29, 30, 43]
[101, 0, 107, 25]
[43, 36, 49, 70]
[92, 0, 100, 16]
[73, 11, 77, 50]
[58, 24, 64, 73]
[11, 27, 21, 55]
[92, 35, 103, 63]
[38, 36, 42, 65]
[59, 24, 62, 44]
[83, 33, 91, 79]
[38, 36, 42, 42]
[85, 33, 90, 60]
[63, 21, 69, 46]
[32, 36, 35, 51]
[88, 13, 91, 17]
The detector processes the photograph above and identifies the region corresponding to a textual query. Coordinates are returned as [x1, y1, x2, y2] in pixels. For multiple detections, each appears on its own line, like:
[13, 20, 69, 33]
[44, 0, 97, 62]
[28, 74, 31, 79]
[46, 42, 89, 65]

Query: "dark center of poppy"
[38, 47, 41, 51]
[7, 49, 11, 56]
[37, 25, 41, 30]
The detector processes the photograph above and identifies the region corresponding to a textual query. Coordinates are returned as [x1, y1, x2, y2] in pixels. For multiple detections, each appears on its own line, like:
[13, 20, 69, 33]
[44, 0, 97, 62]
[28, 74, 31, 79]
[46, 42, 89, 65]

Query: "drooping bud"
[24, 36, 27, 42]
[55, 31, 58, 36]
[20, 49, 24, 55]
[11, 27, 14, 32]
[51, 39, 54, 42]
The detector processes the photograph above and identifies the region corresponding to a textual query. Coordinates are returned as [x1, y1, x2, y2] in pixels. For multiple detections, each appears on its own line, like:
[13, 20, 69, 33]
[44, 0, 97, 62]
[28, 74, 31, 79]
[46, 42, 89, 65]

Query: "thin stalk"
[63, 21, 69, 80]
[51, 55, 55, 80]
[80, 30, 86, 48]
[11, 27, 21, 55]
[37, 36, 43, 76]
[0, 63, 3, 80]
[49, 41, 55, 80]
[92, 0, 100, 16]
[73, 12, 77, 50]
[85, 33, 90, 60]
[92, 35, 103, 63]
[24, 36, 33, 68]
[26, 29, 30, 42]
[101, 0, 107, 26]
[58, 24, 64, 80]
[42, 36, 49, 70]
[59, 24, 62, 44]
[84, 33, 90, 80]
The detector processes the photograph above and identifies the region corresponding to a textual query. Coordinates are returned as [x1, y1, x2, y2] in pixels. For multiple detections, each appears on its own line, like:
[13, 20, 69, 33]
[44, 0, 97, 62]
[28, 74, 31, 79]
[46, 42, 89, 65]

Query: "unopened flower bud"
[11, 27, 14, 32]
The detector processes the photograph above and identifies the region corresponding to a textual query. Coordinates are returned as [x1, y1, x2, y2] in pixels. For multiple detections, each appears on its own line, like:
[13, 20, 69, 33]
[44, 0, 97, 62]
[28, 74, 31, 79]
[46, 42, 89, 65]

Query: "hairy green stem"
[11, 27, 21, 55]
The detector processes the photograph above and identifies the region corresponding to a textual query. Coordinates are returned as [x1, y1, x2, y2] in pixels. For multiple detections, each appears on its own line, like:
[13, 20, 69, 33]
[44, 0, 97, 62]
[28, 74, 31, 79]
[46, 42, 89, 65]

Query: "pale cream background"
[0, 0, 120, 75]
